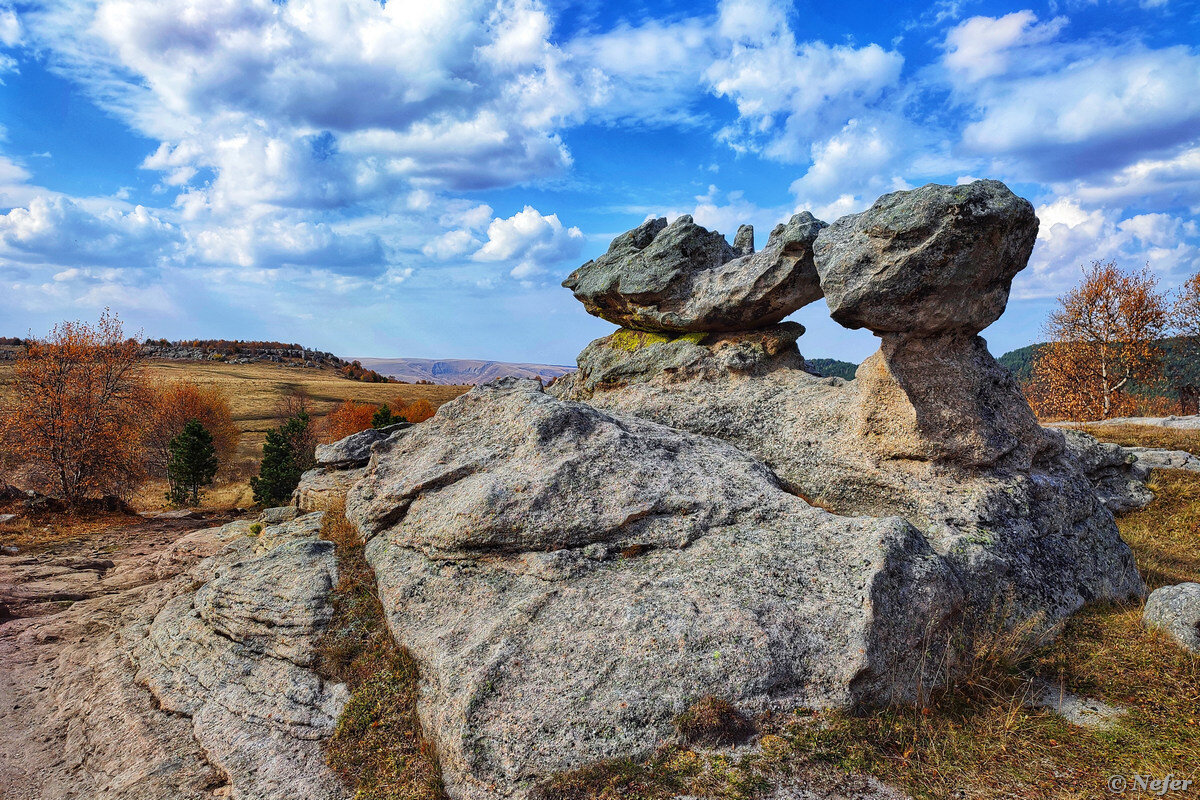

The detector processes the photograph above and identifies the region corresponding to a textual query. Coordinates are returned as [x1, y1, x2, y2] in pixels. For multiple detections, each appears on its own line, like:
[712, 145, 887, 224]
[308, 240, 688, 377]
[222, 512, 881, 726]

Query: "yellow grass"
[0, 359, 467, 510]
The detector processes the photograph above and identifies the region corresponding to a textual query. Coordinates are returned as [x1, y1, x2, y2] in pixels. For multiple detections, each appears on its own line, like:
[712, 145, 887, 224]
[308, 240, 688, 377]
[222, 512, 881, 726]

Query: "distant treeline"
[998, 337, 1200, 398]
[806, 358, 858, 380]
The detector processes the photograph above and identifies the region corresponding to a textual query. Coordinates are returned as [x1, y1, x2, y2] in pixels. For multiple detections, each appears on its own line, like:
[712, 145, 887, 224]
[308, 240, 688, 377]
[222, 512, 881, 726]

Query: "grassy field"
[0, 359, 467, 509]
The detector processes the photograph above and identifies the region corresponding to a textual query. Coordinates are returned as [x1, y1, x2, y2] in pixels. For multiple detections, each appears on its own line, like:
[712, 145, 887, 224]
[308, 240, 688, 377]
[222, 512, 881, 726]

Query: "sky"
[0, 0, 1198, 366]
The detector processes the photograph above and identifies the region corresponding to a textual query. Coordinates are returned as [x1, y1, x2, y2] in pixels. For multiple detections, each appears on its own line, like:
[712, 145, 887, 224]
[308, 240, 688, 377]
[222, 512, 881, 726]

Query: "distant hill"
[357, 357, 576, 385]
[806, 358, 858, 380]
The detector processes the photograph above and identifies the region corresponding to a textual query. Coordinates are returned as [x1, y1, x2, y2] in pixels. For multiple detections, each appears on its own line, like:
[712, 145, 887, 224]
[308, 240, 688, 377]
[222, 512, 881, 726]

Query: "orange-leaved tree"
[401, 399, 436, 423]
[144, 381, 240, 477]
[0, 311, 147, 504]
[1028, 261, 1169, 420]
[319, 400, 377, 443]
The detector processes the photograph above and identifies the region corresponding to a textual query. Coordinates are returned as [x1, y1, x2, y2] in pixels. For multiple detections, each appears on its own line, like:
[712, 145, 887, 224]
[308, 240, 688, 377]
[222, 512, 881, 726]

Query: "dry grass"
[1082, 423, 1200, 457]
[315, 507, 446, 800]
[0, 359, 467, 511]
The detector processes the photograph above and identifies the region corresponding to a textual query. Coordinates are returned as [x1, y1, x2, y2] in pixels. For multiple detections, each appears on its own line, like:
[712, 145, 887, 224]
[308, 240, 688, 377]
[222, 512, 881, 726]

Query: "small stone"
[1144, 582, 1200, 653]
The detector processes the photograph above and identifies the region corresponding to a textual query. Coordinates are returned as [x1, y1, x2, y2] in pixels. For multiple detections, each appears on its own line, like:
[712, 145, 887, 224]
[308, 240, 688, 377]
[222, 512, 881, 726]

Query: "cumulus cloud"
[472, 205, 584, 279]
[705, 0, 904, 161]
[941, 13, 1200, 185]
[0, 195, 181, 268]
[1015, 196, 1200, 299]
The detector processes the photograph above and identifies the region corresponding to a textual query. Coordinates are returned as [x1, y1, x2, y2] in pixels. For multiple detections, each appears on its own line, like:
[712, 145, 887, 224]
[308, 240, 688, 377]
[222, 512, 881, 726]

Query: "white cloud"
[1014, 196, 1200, 299]
[472, 205, 584, 279]
[943, 11, 1067, 83]
[705, 0, 904, 162]
[0, 195, 181, 268]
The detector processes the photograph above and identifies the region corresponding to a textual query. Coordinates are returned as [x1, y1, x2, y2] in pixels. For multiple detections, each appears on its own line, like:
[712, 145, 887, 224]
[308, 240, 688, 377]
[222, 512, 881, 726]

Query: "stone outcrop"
[0, 511, 348, 800]
[563, 213, 825, 332]
[327, 178, 1150, 799]
[298, 423, 413, 512]
[1143, 582, 1200, 653]
[349, 378, 960, 800]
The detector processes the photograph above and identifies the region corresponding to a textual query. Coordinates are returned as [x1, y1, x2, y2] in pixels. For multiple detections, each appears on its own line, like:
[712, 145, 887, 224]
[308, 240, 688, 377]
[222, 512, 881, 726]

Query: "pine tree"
[251, 411, 314, 506]
[166, 419, 219, 506]
[371, 404, 395, 428]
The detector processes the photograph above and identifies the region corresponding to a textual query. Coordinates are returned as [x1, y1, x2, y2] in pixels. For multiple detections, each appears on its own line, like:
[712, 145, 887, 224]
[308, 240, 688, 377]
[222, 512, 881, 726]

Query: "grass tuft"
[316, 506, 446, 800]
[674, 697, 757, 748]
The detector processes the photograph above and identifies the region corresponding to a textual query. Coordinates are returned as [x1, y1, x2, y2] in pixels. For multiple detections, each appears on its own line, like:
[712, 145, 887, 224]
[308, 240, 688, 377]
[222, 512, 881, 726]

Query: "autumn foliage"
[398, 399, 435, 423]
[0, 311, 147, 504]
[320, 400, 377, 443]
[144, 381, 239, 478]
[1028, 262, 1171, 420]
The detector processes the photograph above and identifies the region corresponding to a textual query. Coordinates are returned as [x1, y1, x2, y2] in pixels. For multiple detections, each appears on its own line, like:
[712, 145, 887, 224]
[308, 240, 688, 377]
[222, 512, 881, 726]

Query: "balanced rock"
[808, 181, 1044, 466]
[563, 212, 825, 332]
[1143, 583, 1200, 653]
[315, 422, 410, 469]
[813, 180, 1038, 335]
[347, 378, 961, 799]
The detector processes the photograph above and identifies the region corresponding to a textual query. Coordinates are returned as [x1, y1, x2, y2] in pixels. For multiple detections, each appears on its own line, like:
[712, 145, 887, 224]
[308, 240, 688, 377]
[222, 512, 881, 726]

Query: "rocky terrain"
[5, 179, 1194, 800]
[293, 180, 1158, 798]
[0, 509, 347, 800]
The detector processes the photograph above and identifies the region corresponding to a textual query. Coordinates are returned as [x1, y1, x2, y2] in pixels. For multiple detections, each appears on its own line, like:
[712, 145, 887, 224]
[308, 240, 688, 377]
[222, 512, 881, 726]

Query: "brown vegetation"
[1028, 261, 1171, 420]
[143, 381, 240, 477]
[397, 398, 435, 423]
[0, 311, 146, 504]
[320, 400, 378, 443]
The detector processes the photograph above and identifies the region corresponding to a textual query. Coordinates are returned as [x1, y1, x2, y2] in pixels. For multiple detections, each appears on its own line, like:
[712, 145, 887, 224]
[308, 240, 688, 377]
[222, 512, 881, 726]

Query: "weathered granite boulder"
[1143, 583, 1200, 653]
[813, 180, 1037, 335]
[1060, 430, 1155, 512]
[563, 212, 825, 332]
[551, 323, 807, 397]
[347, 378, 962, 799]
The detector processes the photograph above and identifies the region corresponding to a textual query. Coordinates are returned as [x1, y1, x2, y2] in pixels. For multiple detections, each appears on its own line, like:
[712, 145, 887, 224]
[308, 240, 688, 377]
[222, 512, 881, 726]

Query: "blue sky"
[1, 0, 1198, 365]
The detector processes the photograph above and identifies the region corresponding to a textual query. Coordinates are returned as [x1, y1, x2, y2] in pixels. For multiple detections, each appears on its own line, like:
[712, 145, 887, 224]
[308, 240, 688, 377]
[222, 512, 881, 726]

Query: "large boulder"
[563, 213, 825, 332]
[813, 180, 1038, 336]
[347, 379, 962, 799]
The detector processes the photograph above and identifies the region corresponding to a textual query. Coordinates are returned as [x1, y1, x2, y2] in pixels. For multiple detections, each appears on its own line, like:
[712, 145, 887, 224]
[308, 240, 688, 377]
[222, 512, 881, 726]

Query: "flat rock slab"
[1124, 447, 1200, 472]
[0, 513, 349, 800]
[1028, 680, 1126, 730]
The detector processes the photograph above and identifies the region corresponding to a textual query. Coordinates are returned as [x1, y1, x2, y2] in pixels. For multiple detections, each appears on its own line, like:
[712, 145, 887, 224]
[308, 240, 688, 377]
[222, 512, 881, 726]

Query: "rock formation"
[0, 511, 348, 800]
[329, 180, 1150, 798]
[563, 212, 825, 332]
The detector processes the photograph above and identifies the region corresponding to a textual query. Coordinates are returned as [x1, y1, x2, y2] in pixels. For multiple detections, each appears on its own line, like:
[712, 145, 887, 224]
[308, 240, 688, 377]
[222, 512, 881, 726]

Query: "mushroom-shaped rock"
[813, 180, 1038, 335]
[814, 181, 1047, 467]
[563, 212, 826, 332]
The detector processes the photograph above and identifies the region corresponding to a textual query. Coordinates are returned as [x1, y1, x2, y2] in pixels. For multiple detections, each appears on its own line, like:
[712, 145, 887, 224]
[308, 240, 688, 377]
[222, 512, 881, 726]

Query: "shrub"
[144, 381, 238, 478]
[672, 696, 756, 747]
[320, 400, 375, 444]
[371, 404, 396, 428]
[402, 399, 435, 423]
[250, 411, 315, 506]
[165, 419, 219, 506]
